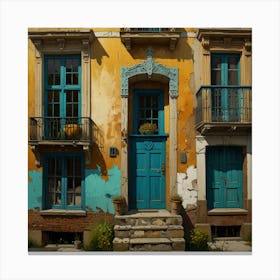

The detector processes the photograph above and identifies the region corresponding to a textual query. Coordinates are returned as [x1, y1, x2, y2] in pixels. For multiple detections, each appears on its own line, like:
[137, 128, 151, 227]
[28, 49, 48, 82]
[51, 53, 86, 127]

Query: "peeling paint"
[85, 164, 121, 214]
[177, 165, 198, 209]
[28, 170, 42, 209]
[28, 165, 121, 213]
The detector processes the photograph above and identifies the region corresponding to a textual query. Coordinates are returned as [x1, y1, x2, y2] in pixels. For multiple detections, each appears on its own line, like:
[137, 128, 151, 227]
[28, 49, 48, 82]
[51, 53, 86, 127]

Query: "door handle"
[161, 163, 165, 175]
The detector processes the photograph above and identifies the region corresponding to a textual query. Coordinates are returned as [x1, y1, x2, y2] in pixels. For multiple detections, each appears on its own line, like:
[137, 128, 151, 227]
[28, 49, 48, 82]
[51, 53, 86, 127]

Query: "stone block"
[166, 217, 182, 225]
[152, 219, 165, 226]
[115, 230, 130, 238]
[171, 238, 185, 251]
[113, 238, 129, 251]
[150, 244, 172, 251]
[167, 229, 184, 238]
[132, 230, 145, 238]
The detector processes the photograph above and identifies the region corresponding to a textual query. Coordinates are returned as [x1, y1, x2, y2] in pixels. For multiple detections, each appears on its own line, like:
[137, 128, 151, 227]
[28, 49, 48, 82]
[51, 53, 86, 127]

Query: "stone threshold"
[40, 209, 87, 216]
[116, 209, 180, 218]
[208, 208, 248, 216]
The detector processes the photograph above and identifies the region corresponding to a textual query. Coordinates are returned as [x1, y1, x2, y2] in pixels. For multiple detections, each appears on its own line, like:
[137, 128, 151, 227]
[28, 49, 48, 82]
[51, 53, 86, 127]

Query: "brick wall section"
[28, 209, 114, 233]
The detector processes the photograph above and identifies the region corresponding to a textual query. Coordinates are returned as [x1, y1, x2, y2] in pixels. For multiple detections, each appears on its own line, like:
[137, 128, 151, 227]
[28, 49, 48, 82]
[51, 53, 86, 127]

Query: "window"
[133, 89, 164, 134]
[211, 53, 241, 122]
[43, 153, 84, 210]
[44, 55, 81, 139]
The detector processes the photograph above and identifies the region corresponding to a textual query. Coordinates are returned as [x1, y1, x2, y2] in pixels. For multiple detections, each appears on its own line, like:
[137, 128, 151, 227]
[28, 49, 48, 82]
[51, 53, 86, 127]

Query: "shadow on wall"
[178, 205, 194, 250]
[125, 34, 193, 61]
[91, 38, 110, 65]
[90, 122, 107, 177]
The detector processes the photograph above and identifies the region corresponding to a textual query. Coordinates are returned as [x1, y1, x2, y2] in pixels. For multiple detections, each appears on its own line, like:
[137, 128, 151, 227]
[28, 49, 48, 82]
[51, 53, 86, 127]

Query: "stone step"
[114, 224, 184, 239]
[113, 210, 185, 251]
[114, 210, 183, 227]
[113, 237, 185, 251]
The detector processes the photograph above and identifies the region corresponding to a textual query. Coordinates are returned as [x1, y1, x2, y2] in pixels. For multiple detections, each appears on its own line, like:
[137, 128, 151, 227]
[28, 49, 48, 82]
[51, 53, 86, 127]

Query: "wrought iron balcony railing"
[29, 117, 95, 143]
[196, 85, 252, 129]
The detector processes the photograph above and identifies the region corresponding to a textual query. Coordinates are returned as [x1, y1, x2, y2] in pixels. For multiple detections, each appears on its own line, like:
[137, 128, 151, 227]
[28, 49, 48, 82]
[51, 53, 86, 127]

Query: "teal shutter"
[206, 146, 243, 209]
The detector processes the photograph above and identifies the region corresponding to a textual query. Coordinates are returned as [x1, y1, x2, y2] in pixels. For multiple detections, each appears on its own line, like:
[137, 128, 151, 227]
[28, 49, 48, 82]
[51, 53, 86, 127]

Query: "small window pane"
[73, 91, 79, 102]
[146, 96, 151, 107]
[228, 57, 239, 69]
[66, 74, 72, 85]
[212, 57, 222, 69]
[73, 105, 78, 118]
[54, 104, 60, 117]
[139, 96, 145, 108]
[66, 104, 73, 117]
[54, 91, 59, 102]
[211, 70, 221, 85]
[228, 70, 238, 85]
[55, 75, 60, 85]
[66, 91, 73, 102]
[73, 74, 79, 85]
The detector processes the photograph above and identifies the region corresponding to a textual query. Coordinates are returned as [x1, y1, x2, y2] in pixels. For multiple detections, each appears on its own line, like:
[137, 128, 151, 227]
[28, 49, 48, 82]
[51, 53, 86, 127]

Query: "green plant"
[85, 221, 114, 251]
[139, 122, 158, 135]
[170, 194, 183, 202]
[189, 228, 209, 251]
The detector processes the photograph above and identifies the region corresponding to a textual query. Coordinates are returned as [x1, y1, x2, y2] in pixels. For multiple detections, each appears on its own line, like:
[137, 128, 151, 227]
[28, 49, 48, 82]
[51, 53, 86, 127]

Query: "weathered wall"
[28, 28, 198, 214]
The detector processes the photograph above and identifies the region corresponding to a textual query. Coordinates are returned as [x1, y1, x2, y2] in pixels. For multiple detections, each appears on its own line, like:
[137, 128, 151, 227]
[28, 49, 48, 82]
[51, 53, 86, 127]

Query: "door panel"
[206, 146, 243, 209]
[129, 137, 166, 209]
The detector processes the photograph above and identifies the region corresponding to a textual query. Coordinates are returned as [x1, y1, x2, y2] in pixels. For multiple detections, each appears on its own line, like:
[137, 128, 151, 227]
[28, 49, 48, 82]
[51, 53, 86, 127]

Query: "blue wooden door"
[206, 146, 243, 209]
[129, 89, 166, 209]
[129, 137, 166, 209]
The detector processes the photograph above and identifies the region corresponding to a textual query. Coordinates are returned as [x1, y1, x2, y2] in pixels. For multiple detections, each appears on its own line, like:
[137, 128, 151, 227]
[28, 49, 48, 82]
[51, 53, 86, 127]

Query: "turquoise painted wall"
[85, 165, 121, 214]
[28, 165, 121, 214]
[28, 170, 42, 209]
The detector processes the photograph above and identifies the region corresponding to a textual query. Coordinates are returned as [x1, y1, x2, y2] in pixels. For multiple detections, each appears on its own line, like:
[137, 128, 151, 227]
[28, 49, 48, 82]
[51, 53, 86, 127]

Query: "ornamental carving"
[121, 48, 178, 98]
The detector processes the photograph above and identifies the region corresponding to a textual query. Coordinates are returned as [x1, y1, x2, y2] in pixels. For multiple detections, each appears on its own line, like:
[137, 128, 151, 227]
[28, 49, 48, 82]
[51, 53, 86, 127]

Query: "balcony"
[120, 28, 180, 50]
[29, 117, 97, 165]
[29, 117, 95, 144]
[195, 86, 252, 135]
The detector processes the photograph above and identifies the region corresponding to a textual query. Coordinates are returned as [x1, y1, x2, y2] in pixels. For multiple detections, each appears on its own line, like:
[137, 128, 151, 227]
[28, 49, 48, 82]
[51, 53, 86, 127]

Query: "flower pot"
[113, 201, 124, 215]
[64, 124, 81, 138]
[170, 200, 182, 215]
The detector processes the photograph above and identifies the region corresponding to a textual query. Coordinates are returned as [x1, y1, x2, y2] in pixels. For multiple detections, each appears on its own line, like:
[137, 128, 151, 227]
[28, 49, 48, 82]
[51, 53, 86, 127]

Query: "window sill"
[40, 209, 86, 216]
[208, 208, 248, 216]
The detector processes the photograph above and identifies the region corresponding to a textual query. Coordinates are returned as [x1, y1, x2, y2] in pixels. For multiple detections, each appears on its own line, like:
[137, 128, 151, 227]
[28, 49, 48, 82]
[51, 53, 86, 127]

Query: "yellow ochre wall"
[28, 27, 197, 189]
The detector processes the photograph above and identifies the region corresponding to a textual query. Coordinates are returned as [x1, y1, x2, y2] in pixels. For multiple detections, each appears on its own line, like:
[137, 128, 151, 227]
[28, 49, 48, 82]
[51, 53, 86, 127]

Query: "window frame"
[44, 54, 82, 120]
[133, 89, 164, 135]
[211, 53, 240, 86]
[43, 153, 85, 210]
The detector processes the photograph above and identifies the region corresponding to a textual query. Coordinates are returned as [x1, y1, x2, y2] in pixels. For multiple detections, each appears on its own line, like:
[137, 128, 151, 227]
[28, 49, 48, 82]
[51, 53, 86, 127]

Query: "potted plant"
[170, 194, 183, 214]
[64, 123, 81, 139]
[139, 122, 158, 135]
[112, 195, 125, 215]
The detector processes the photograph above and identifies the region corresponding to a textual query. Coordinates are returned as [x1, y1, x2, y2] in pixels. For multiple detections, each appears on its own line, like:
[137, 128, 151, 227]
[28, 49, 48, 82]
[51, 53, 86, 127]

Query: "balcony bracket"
[30, 144, 41, 167]
[83, 145, 92, 165]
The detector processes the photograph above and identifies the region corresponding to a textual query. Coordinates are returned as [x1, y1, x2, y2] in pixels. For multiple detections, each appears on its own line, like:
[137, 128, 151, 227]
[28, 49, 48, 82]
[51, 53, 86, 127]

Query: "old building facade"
[28, 28, 252, 248]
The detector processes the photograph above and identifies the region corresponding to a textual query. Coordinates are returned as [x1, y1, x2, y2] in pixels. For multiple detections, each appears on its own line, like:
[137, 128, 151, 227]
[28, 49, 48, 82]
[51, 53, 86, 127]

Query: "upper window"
[44, 55, 81, 139]
[210, 54, 241, 122]
[211, 53, 240, 85]
[43, 153, 84, 210]
[133, 89, 164, 135]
